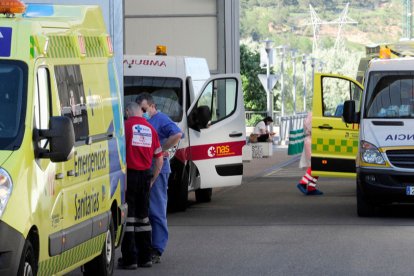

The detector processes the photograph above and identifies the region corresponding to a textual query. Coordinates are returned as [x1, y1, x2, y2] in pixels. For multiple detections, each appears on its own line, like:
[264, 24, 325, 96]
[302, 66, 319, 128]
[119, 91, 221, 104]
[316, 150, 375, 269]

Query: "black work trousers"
[121, 169, 152, 264]
[257, 133, 270, 142]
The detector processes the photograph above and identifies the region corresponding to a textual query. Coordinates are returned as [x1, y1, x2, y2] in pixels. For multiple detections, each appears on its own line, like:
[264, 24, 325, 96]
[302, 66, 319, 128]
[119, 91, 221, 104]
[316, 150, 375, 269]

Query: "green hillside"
[239, 1, 407, 120]
[241, 0, 403, 52]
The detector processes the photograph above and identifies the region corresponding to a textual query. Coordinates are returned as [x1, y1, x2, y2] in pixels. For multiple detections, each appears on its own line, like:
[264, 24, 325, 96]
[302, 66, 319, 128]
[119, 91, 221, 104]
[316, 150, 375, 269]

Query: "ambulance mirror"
[36, 116, 75, 162]
[343, 100, 359, 124]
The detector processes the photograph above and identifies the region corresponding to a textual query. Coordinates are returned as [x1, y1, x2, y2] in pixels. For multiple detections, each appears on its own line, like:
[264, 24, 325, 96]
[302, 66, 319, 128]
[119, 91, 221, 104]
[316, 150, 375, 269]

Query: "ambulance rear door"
[311, 73, 363, 178]
[187, 74, 245, 189]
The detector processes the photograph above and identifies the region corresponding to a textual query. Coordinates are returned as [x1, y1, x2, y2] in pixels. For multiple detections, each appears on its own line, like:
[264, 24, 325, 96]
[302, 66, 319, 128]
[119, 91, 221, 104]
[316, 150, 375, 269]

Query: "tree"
[240, 44, 267, 111]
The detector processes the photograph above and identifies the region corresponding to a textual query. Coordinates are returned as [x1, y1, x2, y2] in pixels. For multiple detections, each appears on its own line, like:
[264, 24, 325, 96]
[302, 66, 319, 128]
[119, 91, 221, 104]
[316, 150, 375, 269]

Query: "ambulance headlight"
[0, 168, 12, 219]
[360, 141, 385, 165]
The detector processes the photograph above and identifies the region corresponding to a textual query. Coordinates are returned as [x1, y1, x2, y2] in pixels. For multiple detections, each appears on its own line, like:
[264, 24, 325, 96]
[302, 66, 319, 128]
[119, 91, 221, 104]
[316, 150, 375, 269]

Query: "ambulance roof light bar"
[0, 0, 26, 16]
[379, 47, 391, 59]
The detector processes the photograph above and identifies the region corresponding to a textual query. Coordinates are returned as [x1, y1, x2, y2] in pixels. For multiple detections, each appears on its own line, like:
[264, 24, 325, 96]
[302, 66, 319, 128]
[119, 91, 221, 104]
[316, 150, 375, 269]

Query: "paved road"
[69, 160, 414, 276]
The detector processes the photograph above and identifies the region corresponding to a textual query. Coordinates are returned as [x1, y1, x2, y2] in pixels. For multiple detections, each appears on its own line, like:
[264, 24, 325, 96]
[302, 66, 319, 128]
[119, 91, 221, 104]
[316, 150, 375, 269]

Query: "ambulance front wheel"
[17, 240, 37, 276]
[83, 216, 115, 276]
[195, 188, 212, 203]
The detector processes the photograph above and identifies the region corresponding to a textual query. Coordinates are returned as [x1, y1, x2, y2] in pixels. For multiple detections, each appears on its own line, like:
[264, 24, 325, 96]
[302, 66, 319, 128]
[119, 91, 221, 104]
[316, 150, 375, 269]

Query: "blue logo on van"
[0, 27, 12, 57]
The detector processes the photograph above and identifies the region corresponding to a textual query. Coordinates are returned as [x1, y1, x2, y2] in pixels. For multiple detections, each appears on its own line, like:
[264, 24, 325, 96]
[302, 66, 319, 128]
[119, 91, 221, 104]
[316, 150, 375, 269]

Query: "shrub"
[246, 114, 264, 127]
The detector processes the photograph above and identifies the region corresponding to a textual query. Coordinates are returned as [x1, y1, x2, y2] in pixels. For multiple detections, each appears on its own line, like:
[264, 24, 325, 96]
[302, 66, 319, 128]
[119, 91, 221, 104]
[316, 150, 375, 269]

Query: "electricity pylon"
[305, 3, 357, 52]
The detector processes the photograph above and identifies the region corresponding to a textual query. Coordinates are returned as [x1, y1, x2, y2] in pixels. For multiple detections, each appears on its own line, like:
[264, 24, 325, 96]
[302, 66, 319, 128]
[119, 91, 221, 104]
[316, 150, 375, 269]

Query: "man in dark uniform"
[119, 101, 163, 269]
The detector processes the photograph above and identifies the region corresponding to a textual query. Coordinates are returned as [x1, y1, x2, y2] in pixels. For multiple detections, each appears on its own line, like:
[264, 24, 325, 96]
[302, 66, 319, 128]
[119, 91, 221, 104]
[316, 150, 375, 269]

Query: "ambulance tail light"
[0, 168, 12, 219]
[106, 36, 113, 56]
[360, 141, 385, 165]
[0, 0, 26, 15]
[101, 34, 113, 57]
[77, 35, 86, 57]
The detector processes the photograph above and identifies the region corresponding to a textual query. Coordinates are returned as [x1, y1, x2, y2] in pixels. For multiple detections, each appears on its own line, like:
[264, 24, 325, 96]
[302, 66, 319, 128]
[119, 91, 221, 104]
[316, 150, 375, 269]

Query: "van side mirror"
[35, 116, 75, 162]
[343, 100, 360, 124]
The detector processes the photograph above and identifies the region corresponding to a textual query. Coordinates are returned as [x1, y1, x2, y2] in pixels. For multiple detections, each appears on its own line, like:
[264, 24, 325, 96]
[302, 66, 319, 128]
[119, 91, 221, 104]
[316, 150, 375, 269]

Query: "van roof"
[123, 55, 210, 80]
[369, 57, 414, 72]
[22, 4, 106, 31]
[0, 4, 111, 60]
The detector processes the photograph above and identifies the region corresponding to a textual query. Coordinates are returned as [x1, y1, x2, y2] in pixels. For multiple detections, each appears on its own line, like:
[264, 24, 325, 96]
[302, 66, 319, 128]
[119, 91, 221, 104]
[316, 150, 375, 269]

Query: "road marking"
[264, 168, 303, 178]
[261, 155, 300, 176]
[243, 155, 301, 183]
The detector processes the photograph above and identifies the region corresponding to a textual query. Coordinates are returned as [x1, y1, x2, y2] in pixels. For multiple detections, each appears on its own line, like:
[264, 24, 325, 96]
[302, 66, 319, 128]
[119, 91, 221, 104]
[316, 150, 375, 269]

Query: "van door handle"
[55, 173, 64, 180]
[318, 124, 333, 130]
[229, 132, 243, 137]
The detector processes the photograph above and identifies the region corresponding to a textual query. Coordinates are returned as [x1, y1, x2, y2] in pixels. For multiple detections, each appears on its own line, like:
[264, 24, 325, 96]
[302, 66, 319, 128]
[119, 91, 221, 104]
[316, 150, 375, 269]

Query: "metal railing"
[279, 113, 308, 142]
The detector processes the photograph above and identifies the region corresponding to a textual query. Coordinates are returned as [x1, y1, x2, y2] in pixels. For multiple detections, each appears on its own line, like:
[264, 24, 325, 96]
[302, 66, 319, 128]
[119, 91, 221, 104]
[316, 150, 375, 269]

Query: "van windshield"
[364, 71, 414, 118]
[124, 76, 183, 122]
[0, 60, 27, 150]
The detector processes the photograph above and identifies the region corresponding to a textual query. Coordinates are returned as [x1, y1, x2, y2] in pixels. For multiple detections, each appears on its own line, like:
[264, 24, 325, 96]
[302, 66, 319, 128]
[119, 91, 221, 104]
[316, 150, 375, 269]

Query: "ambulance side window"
[35, 67, 50, 148]
[55, 65, 89, 141]
[322, 77, 361, 117]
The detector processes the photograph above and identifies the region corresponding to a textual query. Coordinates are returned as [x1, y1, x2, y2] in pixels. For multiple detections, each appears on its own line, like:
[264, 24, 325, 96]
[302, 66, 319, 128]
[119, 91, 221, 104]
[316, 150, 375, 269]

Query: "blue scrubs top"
[149, 111, 183, 174]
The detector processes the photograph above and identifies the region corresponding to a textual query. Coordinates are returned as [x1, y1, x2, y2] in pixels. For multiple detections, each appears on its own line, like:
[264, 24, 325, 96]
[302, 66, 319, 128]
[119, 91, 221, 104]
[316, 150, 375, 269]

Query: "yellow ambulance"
[312, 44, 414, 217]
[0, 1, 127, 275]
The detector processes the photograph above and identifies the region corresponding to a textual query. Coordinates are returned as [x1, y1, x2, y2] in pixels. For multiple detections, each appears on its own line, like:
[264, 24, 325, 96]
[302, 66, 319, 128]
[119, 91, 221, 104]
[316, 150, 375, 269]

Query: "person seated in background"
[253, 116, 275, 142]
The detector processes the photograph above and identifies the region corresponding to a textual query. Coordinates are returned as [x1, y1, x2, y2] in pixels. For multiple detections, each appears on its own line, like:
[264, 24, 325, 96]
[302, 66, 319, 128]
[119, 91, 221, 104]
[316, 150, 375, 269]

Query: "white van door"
[187, 74, 246, 189]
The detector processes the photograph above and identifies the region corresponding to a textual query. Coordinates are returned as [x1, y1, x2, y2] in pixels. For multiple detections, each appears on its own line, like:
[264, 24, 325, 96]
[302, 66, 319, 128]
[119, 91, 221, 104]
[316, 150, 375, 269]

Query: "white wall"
[124, 0, 219, 71]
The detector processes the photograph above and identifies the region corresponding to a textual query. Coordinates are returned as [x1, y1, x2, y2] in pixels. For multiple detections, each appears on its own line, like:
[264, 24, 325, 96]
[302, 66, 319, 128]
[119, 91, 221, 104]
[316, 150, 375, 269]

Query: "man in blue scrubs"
[136, 92, 183, 263]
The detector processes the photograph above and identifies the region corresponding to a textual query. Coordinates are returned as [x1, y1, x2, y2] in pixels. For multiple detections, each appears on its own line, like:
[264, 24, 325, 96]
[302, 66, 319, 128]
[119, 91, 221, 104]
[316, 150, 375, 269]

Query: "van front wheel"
[83, 216, 115, 276]
[195, 188, 212, 203]
[17, 240, 37, 276]
[168, 169, 189, 212]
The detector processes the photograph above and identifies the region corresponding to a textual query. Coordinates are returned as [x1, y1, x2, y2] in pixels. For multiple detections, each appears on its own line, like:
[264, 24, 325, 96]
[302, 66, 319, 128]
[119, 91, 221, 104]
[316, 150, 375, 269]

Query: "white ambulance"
[123, 51, 246, 211]
[313, 53, 414, 216]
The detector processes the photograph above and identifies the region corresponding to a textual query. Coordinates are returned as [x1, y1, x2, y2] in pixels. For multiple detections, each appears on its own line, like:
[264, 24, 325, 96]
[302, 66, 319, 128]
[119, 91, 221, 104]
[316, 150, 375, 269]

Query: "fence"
[279, 113, 308, 142]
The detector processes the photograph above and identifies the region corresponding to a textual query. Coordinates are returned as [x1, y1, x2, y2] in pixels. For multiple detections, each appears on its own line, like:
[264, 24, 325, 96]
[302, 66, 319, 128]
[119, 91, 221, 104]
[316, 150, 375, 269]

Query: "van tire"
[195, 188, 212, 203]
[168, 170, 189, 212]
[18, 240, 37, 276]
[83, 216, 115, 276]
[357, 183, 376, 217]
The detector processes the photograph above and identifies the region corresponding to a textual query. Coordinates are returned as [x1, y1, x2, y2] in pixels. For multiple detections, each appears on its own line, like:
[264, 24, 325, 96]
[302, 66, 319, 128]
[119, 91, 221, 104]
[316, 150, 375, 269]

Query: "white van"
[123, 54, 246, 211]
